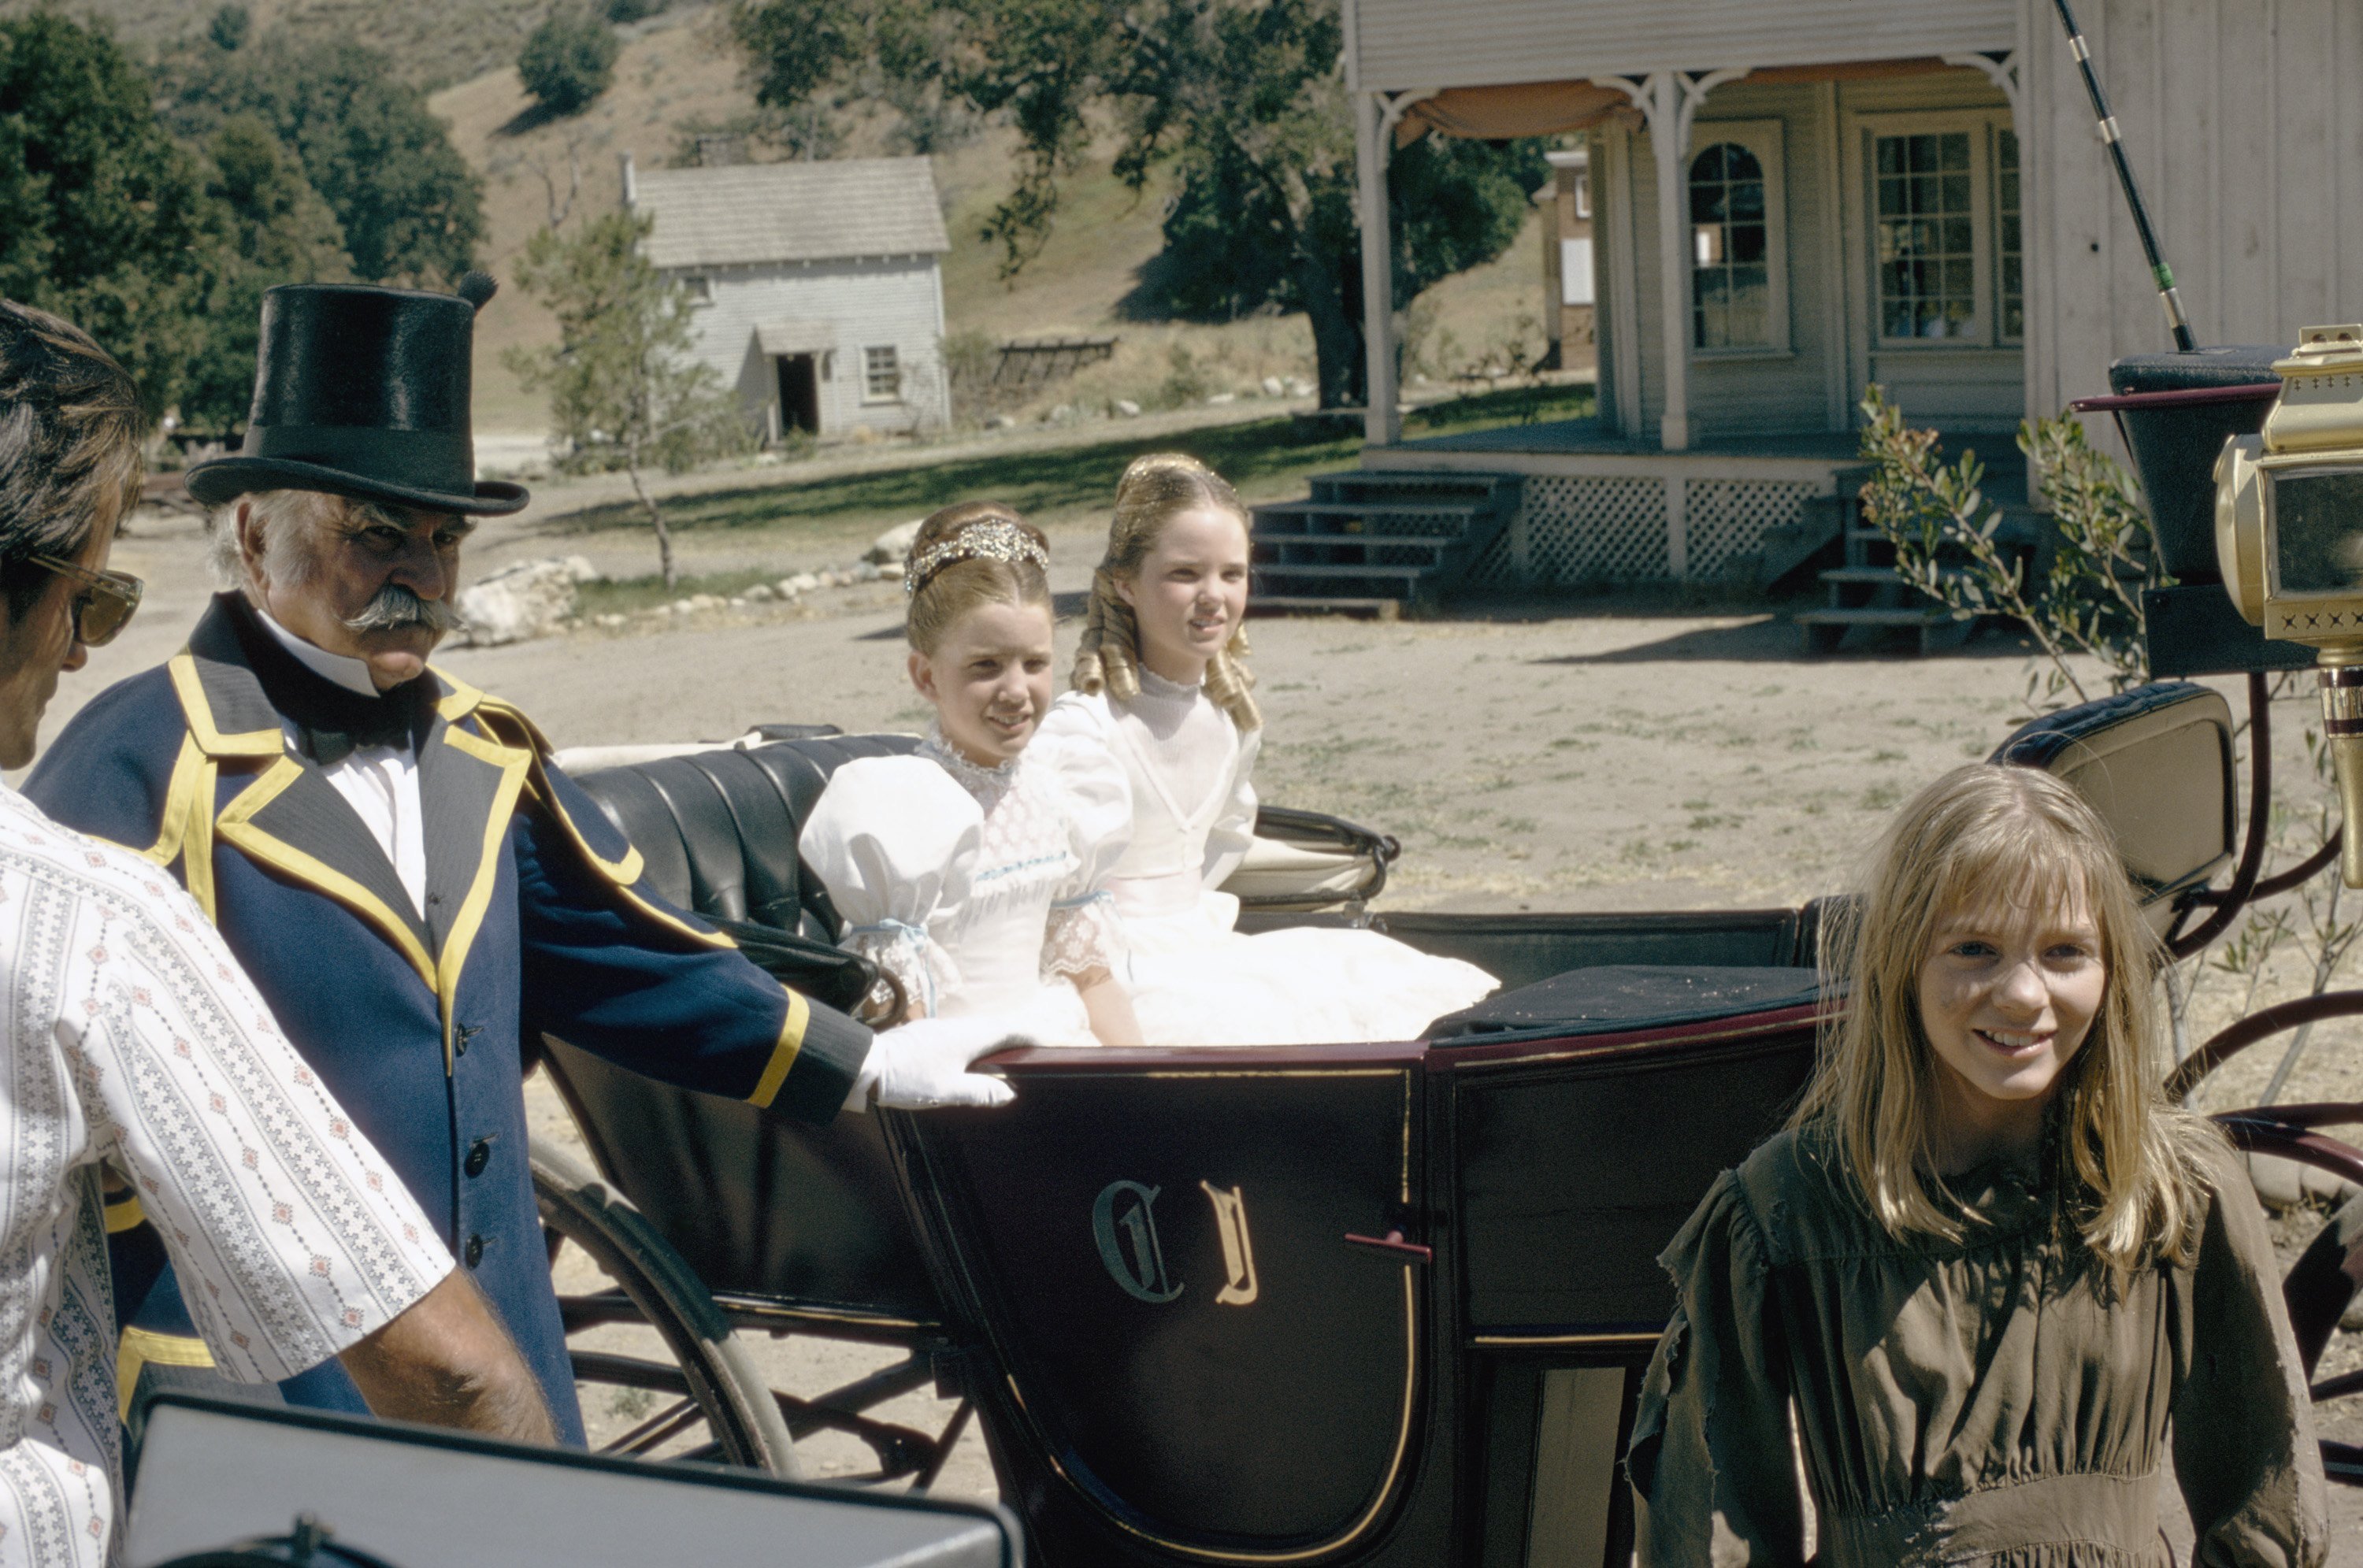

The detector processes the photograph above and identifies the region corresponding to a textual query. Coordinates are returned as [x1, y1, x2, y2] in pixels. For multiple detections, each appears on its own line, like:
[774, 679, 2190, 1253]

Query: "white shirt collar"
[251, 605, 381, 699]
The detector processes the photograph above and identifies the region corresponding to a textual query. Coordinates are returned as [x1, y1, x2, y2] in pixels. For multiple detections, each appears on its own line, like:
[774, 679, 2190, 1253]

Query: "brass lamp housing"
[2213, 324, 2363, 884]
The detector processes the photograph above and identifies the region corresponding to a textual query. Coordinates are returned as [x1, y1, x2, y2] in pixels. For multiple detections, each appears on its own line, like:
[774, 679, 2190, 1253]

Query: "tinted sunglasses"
[28, 554, 143, 647]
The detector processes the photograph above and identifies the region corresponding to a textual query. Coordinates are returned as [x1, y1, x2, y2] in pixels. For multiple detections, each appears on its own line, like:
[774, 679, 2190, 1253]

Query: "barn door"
[776, 354, 820, 434]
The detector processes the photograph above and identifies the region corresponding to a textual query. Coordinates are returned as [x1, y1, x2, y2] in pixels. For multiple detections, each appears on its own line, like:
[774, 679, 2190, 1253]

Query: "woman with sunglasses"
[0, 433, 142, 767]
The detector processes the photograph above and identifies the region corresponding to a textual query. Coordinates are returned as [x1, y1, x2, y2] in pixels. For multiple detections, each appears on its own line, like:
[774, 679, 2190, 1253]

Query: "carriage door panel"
[1449, 1026, 1818, 1567]
[1454, 1030, 1816, 1329]
[894, 1055, 1427, 1558]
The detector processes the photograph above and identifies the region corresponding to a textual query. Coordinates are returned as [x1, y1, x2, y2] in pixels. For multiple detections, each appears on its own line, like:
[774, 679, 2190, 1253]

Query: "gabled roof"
[630, 156, 950, 269]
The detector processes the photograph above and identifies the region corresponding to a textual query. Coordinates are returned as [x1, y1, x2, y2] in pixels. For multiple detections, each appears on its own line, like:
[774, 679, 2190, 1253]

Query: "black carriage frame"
[527, 674, 2363, 1565]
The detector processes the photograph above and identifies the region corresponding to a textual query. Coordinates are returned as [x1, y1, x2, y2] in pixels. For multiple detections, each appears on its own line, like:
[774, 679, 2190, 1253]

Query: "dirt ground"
[64, 498, 2363, 1555]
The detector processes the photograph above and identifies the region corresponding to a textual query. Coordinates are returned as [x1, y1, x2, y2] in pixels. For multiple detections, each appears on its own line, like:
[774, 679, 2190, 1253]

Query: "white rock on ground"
[1260, 375, 1285, 397]
[1115, 398, 1141, 417]
[452, 557, 585, 647]
[866, 519, 923, 564]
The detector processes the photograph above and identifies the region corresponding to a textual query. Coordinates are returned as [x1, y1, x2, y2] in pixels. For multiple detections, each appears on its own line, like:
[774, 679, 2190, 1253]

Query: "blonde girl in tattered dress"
[1037, 452, 1494, 1046]
[1630, 764, 2326, 1566]
[800, 503, 1141, 1047]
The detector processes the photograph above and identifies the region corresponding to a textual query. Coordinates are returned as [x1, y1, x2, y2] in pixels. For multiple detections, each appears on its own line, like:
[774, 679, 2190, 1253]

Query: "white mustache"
[343, 584, 458, 634]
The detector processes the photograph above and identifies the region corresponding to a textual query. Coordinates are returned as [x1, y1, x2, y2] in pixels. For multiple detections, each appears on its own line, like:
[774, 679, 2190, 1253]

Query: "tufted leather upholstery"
[547, 732, 941, 1322]
[567, 732, 920, 938]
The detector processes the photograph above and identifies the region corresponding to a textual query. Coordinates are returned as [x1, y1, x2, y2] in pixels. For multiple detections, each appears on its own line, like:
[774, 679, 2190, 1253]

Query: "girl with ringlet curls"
[1037, 452, 1494, 1045]
[799, 502, 1142, 1047]
[1630, 763, 2327, 1566]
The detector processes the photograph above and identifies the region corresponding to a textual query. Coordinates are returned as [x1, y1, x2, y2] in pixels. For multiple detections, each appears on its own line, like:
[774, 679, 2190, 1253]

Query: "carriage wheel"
[2284, 1186, 2363, 1485]
[530, 1140, 800, 1475]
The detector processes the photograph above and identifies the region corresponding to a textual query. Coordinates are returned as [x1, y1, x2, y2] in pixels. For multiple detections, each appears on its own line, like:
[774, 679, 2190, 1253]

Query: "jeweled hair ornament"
[904, 519, 1051, 597]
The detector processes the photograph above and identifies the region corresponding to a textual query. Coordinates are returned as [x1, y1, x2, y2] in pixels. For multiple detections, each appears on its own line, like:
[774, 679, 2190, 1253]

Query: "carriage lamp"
[2215, 324, 2363, 885]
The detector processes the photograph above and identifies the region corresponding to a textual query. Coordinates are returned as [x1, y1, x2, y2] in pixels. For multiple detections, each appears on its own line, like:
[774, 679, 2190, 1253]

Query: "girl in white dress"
[1039, 453, 1496, 1046]
[800, 503, 1142, 1047]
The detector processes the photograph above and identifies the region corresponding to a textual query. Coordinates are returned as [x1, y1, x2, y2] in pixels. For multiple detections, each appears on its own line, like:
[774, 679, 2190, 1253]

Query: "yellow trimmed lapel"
[168, 652, 282, 759]
[418, 711, 532, 1072]
[215, 756, 437, 992]
[457, 687, 733, 954]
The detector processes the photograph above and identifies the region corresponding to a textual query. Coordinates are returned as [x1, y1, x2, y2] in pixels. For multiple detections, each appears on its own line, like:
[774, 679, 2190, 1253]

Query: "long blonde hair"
[1072, 452, 1260, 731]
[1790, 763, 2216, 1273]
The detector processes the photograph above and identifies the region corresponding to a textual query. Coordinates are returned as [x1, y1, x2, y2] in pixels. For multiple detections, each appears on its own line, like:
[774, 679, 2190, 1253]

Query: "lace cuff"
[844, 921, 956, 1021]
[1043, 892, 1126, 984]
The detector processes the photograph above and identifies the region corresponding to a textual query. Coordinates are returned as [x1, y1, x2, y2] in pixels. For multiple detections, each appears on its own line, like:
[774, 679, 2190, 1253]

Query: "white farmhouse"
[622, 154, 952, 443]
[1290, 0, 2363, 598]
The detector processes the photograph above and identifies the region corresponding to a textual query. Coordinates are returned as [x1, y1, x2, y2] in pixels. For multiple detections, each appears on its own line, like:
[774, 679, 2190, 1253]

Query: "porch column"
[1645, 72, 1692, 452]
[1600, 69, 1752, 456]
[1355, 90, 1399, 447]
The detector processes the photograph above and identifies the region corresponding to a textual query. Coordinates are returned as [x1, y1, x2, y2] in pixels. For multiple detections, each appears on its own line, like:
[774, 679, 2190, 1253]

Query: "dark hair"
[903, 500, 1052, 654]
[0, 301, 144, 617]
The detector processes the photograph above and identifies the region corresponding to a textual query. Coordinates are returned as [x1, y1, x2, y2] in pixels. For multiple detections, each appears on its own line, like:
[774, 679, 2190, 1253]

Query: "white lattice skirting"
[1470, 476, 1823, 585]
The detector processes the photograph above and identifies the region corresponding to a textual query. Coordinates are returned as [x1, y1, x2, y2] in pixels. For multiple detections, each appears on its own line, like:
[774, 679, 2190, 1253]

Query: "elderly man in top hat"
[0, 296, 564, 1563]
[28, 276, 1015, 1441]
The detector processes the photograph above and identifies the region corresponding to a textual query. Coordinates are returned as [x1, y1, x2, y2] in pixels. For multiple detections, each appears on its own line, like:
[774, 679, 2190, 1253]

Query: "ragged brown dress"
[1628, 1127, 2327, 1566]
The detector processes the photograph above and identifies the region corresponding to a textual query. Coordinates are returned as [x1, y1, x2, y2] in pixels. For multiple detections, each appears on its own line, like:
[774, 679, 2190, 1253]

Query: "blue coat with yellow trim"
[26, 595, 872, 1436]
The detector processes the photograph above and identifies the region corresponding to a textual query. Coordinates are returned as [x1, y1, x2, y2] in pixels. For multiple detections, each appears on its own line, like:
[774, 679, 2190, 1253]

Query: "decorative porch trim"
[1940, 50, 2021, 117]
[1590, 69, 1756, 458]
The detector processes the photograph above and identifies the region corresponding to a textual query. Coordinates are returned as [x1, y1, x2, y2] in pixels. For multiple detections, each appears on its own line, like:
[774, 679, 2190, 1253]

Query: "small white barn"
[1339, 0, 2363, 584]
[623, 154, 952, 443]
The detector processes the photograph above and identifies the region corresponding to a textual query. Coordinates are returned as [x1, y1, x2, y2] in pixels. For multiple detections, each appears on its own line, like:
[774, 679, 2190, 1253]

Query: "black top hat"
[185, 276, 529, 516]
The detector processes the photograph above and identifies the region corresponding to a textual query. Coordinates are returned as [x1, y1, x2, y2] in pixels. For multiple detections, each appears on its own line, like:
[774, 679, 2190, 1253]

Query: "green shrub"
[206, 4, 250, 50]
[607, 0, 664, 20]
[518, 11, 619, 116]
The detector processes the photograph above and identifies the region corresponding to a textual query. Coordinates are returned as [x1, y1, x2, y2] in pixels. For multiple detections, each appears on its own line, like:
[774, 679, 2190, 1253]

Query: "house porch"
[1363, 420, 2027, 585]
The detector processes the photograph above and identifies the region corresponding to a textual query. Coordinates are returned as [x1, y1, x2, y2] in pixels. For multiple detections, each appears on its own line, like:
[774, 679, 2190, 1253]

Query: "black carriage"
[522, 674, 2362, 1568]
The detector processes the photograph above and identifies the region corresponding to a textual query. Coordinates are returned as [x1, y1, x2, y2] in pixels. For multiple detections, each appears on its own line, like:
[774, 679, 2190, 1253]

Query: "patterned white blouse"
[0, 784, 452, 1567]
[799, 728, 1130, 1046]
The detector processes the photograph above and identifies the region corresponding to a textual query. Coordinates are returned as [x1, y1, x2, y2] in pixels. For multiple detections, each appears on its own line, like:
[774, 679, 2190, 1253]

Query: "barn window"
[863, 346, 902, 402]
[682, 276, 714, 305]
[1684, 120, 1787, 355]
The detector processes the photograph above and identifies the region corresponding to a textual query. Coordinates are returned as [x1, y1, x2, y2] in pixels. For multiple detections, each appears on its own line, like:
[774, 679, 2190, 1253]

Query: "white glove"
[844, 1015, 1026, 1111]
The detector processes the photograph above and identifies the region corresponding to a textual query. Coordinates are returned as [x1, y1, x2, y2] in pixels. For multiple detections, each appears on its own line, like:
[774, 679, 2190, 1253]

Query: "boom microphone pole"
[2050, 0, 2196, 350]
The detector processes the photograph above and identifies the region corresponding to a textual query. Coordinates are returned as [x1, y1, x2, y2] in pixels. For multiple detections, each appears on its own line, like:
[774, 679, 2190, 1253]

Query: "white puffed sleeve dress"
[799, 727, 1132, 1046]
[1039, 669, 1496, 1046]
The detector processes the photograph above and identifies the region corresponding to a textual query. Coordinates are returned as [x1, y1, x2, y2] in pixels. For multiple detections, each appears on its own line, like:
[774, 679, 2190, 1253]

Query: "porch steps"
[1249, 470, 1523, 613]
[1756, 491, 1854, 590]
[1795, 491, 2045, 654]
[1794, 471, 1963, 655]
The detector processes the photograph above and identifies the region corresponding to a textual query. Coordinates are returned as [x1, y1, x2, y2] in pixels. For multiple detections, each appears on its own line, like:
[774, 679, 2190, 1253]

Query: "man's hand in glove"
[844, 1016, 1027, 1111]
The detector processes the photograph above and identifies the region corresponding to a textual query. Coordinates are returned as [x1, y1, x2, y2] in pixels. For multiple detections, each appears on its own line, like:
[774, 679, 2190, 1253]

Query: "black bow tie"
[302, 697, 423, 767]
[221, 594, 434, 765]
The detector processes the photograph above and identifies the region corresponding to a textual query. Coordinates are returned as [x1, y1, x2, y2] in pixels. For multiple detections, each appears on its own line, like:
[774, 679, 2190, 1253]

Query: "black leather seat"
[548, 732, 941, 1323]
[569, 733, 920, 939]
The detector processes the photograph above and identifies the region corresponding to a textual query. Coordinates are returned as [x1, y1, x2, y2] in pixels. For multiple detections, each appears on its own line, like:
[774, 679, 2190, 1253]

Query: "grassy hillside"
[38, 0, 1557, 437]
[427, 7, 762, 431]
[6, 0, 562, 87]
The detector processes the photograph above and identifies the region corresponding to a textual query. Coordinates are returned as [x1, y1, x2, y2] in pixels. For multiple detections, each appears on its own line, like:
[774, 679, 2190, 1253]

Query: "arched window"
[1690, 142, 1771, 350]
